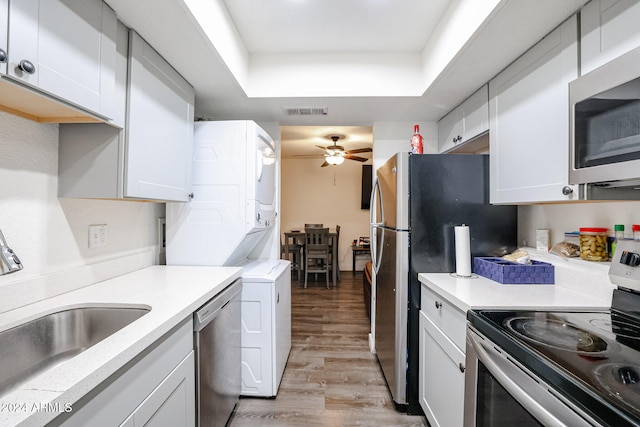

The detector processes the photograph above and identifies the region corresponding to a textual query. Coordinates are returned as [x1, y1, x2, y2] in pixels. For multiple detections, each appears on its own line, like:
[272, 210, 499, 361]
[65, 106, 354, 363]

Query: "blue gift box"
[473, 257, 554, 284]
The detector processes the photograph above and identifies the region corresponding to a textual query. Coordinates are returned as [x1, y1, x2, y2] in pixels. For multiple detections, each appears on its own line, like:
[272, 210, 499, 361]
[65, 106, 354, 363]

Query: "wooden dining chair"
[304, 227, 331, 289]
[304, 223, 323, 228]
[281, 234, 303, 281]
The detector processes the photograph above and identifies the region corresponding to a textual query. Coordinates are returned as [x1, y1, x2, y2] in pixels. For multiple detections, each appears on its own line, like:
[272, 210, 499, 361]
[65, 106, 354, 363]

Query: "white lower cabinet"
[119, 352, 195, 427]
[419, 287, 466, 427]
[59, 320, 195, 427]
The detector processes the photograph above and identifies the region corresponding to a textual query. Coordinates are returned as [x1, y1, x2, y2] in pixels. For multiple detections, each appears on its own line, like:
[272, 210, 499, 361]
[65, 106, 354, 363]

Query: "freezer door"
[376, 153, 409, 230]
[375, 228, 409, 406]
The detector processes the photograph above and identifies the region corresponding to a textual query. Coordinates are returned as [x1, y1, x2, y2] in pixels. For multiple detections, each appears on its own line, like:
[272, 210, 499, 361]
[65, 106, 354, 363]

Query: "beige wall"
[281, 158, 371, 271]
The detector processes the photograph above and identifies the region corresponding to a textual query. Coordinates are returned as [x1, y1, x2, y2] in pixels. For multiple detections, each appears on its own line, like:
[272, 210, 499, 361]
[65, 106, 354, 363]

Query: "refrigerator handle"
[369, 177, 384, 274]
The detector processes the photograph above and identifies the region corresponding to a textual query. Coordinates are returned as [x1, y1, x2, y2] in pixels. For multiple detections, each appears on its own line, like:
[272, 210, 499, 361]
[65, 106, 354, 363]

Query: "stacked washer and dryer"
[166, 121, 291, 417]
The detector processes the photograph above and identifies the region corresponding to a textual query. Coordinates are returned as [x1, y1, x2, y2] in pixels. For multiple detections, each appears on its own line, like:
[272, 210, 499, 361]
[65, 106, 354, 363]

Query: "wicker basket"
[474, 257, 554, 284]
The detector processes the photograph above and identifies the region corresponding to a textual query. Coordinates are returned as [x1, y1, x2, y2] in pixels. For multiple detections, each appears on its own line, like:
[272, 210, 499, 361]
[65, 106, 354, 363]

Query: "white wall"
[0, 112, 163, 298]
[280, 158, 370, 271]
[518, 202, 640, 248]
[372, 121, 438, 171]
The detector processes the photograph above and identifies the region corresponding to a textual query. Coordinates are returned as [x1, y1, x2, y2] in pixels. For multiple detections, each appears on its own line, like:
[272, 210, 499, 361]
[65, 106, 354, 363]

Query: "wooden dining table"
[284, 229, 339, 286]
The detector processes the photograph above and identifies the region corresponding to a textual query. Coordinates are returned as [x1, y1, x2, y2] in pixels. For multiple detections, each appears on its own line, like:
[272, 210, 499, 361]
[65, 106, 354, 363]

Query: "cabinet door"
[7, 0, 116, 119]
[437, 108, 460, 153]
[438, 85, 488, 154]
[125, 31, 194, 202]
[0, 0, 6, 75]
[273, 269, 292, 394]
[419, 311, 465, 427]
[489, 16, 578, 204]
[460, 85, 488, 141]
[240, 282, 274, 396]
[120, 351, 196, 427]
[59, 320, 194, 427]
[581, 0, 640, 75]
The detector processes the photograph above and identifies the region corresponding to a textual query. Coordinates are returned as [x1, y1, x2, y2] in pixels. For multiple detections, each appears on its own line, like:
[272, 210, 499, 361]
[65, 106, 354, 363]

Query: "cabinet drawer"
[421, 286, 466, 351]
[419, 311, 465, 427]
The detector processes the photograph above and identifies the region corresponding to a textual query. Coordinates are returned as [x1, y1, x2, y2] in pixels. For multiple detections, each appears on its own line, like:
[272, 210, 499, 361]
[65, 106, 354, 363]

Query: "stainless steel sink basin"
[0, 306, 150, 396]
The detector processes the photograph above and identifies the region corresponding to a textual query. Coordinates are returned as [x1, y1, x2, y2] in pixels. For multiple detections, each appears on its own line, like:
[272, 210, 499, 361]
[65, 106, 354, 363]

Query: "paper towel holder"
[451, 224, 478, 279]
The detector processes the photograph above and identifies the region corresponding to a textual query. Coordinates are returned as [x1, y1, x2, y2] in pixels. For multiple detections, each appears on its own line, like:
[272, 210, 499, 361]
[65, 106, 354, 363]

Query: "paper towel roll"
[455, 225, 471, 277]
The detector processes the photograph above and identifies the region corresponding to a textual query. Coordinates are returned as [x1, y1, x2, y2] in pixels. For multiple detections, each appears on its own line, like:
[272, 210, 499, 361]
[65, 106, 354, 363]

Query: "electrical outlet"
[89, 224, 107, 248]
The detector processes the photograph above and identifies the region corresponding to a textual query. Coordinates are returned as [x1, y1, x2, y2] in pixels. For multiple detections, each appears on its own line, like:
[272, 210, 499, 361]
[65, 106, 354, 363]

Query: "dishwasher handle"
[194, 279, 242, 331]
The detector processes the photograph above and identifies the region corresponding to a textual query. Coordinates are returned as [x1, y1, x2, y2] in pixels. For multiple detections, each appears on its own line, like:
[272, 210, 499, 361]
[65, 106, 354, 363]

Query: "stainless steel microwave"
[570, 44, 640, 191]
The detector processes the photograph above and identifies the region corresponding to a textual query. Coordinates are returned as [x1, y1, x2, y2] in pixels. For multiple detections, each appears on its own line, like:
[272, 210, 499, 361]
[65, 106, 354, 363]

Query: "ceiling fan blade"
[320, 161, 330, 167]
[315, 145, 329, 151]
[346, 147, 372, 154]
[292, 154, 327, 158]
[345, 155, 368, 162]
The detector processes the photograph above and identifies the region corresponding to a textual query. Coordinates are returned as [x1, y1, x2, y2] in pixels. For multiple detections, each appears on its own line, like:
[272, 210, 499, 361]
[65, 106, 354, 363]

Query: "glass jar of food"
[579, 228, 609, 261]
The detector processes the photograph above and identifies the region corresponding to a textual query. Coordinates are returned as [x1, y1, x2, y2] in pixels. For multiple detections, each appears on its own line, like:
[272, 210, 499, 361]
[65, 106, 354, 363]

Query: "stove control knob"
[620, 251, 640, 267]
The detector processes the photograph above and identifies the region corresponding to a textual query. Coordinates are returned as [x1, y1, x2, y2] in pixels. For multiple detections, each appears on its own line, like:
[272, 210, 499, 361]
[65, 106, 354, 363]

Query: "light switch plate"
[89, 224, 107, 248]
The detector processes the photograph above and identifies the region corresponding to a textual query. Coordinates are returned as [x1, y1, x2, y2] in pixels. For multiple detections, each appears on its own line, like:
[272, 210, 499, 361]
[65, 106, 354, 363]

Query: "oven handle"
[468, 331, 570, 427]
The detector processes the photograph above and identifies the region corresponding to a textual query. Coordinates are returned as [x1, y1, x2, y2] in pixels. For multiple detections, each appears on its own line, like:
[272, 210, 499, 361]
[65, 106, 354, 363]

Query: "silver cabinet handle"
[562, 186, 573, 196]
[459, 363, 465, 373]
[435, 301, 442, 309]
[18, 60, 36, 74]
[0, 49, 7, 63]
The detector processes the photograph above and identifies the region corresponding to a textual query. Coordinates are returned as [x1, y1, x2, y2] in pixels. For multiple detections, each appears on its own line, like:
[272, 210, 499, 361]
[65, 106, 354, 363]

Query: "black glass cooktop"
[468, 288, 640, 427]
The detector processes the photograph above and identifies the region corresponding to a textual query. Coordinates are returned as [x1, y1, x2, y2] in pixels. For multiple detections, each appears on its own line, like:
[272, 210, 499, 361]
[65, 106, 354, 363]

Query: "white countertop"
[418, 273, 611, 313]
[0, 265, 242, 427]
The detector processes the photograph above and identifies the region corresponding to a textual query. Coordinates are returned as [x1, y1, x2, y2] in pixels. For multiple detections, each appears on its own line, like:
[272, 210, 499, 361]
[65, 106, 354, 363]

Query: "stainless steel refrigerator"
[369, 152, 517, 414]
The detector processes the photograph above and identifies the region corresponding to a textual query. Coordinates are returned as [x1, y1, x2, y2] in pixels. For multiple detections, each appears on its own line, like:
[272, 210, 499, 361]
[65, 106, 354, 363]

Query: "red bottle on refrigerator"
[410, 125, 423, 154]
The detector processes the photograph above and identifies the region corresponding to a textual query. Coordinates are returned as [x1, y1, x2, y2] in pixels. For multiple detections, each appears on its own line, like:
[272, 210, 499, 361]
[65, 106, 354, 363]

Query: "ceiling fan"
[314, 135, 372, 167]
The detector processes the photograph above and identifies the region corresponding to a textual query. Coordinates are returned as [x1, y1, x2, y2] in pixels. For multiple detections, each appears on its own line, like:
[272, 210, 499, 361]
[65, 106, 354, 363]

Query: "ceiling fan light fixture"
[326, 155, 345, 165]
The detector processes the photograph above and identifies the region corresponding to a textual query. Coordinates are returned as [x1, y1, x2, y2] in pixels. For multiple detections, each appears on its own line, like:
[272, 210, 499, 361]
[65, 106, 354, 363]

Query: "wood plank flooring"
[229, 271, 428, 427]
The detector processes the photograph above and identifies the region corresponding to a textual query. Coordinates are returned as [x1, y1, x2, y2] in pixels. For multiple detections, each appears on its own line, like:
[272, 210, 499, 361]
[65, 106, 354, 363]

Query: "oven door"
[464, 326, 597, 427]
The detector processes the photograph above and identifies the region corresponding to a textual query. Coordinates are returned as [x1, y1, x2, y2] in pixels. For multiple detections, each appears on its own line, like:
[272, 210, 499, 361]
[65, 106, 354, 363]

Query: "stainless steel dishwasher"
[194, 279, 242, 427]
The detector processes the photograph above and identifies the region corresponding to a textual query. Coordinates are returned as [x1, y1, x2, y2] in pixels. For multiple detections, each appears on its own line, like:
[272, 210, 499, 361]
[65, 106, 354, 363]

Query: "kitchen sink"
[0, 305, 150, 396]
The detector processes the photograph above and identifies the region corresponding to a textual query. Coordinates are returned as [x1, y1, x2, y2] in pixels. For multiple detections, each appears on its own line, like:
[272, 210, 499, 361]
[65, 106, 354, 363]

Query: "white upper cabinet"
[125, 31, 195, 202]
[58, 26, 195, 203]
[438, 85, 488, 153]
[489, 16, 579, 204]
[6, 0, 117, 120]
[0, 0, 7, 75]
[581, 0, 640, 75]
[437, 107, 460, 154]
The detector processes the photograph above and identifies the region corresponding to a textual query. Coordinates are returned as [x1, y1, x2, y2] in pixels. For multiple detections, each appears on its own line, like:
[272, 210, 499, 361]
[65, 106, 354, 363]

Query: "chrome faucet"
[0, 230, 22, 275]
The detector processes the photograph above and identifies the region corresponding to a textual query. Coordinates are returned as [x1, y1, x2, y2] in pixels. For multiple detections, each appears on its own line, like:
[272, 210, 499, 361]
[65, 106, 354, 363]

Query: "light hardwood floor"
[229, 271, 428, 427]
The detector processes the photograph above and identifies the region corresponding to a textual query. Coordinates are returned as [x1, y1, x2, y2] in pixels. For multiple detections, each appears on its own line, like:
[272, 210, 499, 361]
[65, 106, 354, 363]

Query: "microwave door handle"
[468, 332, 569, 427]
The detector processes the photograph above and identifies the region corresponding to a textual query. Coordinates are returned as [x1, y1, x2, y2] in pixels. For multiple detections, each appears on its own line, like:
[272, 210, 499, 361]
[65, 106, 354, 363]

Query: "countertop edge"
[418, 272, 611, 314]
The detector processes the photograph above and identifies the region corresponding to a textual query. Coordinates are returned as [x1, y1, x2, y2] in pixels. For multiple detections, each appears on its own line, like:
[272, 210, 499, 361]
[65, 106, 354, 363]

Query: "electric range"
[466, 239, 640, 426]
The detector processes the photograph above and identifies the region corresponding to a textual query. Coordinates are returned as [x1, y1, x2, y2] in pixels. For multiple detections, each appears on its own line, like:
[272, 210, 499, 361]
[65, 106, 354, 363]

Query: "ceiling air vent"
[283, 107, 328, 116]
